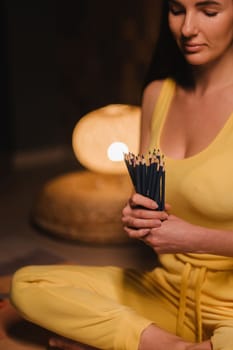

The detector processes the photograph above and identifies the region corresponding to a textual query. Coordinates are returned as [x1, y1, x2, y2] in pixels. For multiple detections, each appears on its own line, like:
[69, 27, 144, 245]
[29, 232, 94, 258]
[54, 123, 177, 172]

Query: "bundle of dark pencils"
[124, 149, 165, 210]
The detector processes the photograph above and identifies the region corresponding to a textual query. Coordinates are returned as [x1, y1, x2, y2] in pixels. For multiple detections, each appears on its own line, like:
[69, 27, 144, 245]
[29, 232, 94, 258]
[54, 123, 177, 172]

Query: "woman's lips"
[182, 43, 204, 53]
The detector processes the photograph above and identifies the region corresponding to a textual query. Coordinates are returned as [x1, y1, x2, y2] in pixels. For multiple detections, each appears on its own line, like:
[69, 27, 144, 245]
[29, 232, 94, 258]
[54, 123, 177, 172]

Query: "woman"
[10, 0, 233, 349]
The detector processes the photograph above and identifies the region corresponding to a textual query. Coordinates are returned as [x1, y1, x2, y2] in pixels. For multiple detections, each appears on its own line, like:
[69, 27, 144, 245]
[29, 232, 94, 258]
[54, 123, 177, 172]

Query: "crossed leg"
[10, 265, 213, 350]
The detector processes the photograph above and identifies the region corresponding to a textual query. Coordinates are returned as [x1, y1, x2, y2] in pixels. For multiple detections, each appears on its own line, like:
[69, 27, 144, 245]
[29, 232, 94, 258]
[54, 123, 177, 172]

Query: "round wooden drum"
[31, 171, 133, 244]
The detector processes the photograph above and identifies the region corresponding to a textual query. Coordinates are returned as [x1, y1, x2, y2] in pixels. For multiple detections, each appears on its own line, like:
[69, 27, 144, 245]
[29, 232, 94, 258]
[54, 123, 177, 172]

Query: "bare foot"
[49, 336, 98, 350]
[138, 325, 212, 350]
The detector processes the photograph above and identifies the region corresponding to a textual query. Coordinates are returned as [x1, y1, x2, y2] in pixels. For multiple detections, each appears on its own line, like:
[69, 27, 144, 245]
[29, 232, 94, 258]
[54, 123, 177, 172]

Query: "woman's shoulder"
[143, 79, 165, 100]
[141, 79, 172, 116]
[142, 78, 175, 105]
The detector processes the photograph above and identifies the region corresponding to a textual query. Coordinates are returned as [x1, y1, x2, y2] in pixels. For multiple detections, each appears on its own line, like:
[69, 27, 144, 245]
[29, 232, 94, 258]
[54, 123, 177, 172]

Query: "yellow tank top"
[149, 78, 233, 268]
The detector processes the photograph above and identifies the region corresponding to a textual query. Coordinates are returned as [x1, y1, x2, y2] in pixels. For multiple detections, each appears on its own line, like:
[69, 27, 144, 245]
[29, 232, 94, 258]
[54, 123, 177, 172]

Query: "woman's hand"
[142, 215, 197, 254]
[121, 193, 169, 239]
[122, 193, 197, 254]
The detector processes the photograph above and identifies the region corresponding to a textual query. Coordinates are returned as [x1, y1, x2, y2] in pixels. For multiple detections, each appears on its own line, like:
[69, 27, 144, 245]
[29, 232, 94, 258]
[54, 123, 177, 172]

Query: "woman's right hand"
[121, 193, 168, 240]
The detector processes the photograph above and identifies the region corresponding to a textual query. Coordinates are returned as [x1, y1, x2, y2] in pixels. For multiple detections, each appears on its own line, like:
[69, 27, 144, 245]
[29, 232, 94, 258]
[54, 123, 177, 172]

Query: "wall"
[2, 0, 162, 169]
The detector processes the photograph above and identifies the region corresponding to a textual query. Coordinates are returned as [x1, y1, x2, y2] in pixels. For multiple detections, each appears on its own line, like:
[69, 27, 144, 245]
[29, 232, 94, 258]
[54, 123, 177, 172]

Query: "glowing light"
[107, 142, 129, 162]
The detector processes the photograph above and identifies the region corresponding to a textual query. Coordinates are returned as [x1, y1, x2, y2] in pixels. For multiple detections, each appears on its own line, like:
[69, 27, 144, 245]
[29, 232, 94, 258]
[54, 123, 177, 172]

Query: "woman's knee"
[10, 265, 43, 309]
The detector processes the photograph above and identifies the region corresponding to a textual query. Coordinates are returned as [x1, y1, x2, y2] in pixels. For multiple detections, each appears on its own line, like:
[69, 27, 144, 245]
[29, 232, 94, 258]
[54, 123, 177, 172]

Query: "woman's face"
[167, 0, 233, 66]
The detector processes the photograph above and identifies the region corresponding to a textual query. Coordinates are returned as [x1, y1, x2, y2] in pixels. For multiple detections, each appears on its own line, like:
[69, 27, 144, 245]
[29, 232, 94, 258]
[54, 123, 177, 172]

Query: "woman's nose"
[181, 13, 198, 38]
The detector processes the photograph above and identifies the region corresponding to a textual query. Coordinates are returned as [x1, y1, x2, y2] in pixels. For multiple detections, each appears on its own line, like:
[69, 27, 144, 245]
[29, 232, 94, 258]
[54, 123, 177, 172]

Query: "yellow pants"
[10, 260, 233, 350]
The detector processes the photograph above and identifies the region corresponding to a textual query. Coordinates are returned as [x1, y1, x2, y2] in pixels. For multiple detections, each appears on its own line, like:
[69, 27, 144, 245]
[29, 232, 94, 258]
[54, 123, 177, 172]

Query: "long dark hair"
[144, 1, 193, 88]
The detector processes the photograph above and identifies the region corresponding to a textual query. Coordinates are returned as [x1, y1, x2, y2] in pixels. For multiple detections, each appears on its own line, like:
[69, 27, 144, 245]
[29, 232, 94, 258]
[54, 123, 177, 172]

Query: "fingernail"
[142, 229, 150, 236]
[151, 201, 158, 209]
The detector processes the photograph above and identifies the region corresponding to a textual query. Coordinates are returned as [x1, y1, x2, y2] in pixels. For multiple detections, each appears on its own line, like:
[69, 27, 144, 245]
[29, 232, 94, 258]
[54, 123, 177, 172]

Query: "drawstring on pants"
[176, 262, 191, 338]
[176, 262, 207, 342]
[195, 266, 207, 342]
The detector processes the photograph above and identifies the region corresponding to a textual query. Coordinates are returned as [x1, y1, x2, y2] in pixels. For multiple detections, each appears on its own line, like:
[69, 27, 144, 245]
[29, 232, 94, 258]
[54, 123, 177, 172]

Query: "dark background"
[1, 0, 162, 173]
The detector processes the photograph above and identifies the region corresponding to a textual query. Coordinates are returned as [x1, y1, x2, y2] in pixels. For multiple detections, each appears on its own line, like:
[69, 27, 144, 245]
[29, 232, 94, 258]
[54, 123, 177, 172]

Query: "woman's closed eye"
[202, 8, 219, 17]
[169, 4, 185, 16]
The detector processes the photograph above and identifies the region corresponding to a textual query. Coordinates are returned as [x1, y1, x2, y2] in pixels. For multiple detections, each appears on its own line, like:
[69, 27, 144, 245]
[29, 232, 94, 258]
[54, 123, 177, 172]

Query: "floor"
[0, 150, 157, 349]
[0, 149, 156, 279]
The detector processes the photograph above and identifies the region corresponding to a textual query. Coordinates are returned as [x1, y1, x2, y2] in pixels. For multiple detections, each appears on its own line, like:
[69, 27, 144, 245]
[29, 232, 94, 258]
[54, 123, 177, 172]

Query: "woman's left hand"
[141, 214, 197, 254]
